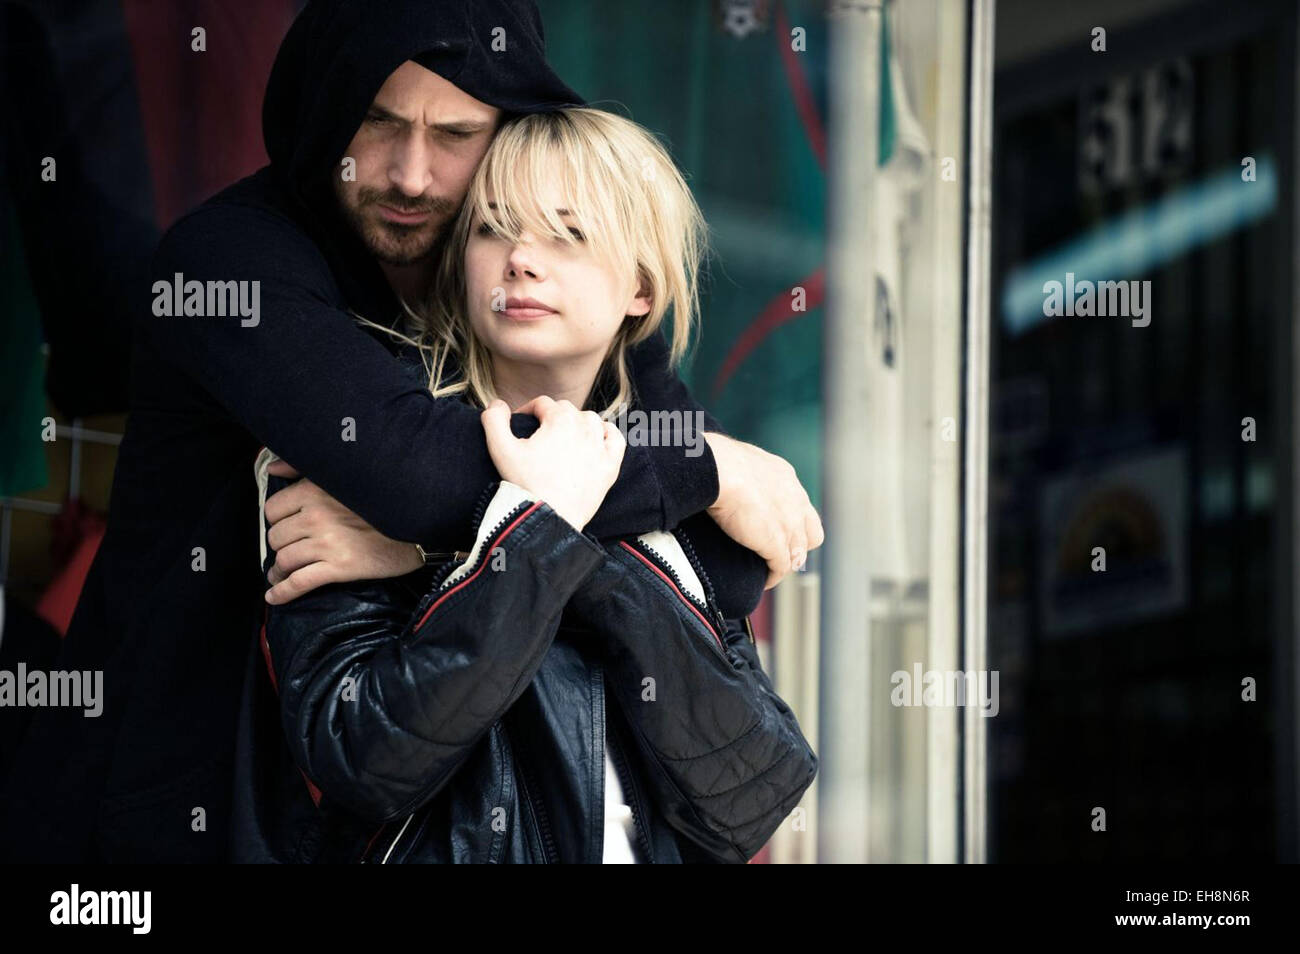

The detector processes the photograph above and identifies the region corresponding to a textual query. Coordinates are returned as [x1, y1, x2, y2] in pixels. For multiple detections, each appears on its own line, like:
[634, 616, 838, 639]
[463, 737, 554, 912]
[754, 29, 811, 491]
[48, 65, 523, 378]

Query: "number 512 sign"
[1079, 58, 1194, 196]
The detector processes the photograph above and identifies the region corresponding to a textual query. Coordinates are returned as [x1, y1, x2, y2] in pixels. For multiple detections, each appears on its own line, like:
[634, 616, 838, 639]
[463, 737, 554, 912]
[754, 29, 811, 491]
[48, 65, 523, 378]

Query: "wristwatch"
[414, 544, 470, 566]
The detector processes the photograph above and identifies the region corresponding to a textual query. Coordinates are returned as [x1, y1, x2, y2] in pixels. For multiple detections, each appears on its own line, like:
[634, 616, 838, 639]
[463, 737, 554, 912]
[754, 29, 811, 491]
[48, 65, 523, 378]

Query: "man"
[0, 0, 821, 863]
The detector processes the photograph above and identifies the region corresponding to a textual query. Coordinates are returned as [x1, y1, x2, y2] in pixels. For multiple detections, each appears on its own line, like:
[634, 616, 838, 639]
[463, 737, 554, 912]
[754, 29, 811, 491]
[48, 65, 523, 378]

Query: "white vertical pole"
[923, 0, 972, 865]
[962, 0, 996, 866]
[821, 0, 882, 863]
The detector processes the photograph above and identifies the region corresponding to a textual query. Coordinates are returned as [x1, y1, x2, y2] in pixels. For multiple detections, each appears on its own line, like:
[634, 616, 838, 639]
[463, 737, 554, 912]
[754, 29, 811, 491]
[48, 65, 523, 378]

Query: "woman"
[239, 107, 817, 863]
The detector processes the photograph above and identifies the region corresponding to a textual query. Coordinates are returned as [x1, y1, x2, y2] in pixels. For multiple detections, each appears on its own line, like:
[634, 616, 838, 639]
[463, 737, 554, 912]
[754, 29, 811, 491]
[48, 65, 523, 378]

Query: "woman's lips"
[502, 298, 557, 320]
[377, 205, 431, 225]
[502, 306, 555, 320]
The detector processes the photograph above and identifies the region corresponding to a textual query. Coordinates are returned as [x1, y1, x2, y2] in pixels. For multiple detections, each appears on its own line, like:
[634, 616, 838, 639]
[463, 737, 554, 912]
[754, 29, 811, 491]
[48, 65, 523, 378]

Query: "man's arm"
[253, 319, 814, 611]
[622, 328, 822, 595]
[146, 203, 706, 547]
[260, 327, 771, 616]
[619, 328, 726, 531]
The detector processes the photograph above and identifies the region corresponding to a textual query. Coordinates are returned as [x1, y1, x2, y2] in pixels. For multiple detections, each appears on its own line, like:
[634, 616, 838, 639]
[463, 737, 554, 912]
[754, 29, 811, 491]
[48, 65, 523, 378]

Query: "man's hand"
[262, 459, 422, 605]
[704, 433, 824, 590]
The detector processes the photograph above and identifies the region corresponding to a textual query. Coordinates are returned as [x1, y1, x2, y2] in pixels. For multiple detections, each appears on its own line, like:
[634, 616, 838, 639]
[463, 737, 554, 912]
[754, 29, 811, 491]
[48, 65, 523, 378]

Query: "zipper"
[408, 481, 501, 612]
[450, 498, 535, 584]
[672, 531, 756, 648]
[446, 494, 531, 586]
[605, 685, 654, 864]
[487, 722, 515, 864]
[361, 488, 536, 864]
[672, 526, 728, 634]
[410, 496, 535, 627]
[379, 812, 416, 864]
[468, 480, 499, 542]
[623, 537, 727, 653]
[514, 752, 559, 863]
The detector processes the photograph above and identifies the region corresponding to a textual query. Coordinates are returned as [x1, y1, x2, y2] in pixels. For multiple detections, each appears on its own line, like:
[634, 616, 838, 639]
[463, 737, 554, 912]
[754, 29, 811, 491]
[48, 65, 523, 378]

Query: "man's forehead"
[370, 60, 499, 125]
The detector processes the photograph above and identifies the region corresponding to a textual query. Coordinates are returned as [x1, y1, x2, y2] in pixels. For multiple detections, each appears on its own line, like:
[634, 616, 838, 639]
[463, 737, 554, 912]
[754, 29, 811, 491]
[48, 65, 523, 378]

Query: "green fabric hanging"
[879, 5, 896, 166]
[539, 0, 829, 506]
[1, 193, 50, 496]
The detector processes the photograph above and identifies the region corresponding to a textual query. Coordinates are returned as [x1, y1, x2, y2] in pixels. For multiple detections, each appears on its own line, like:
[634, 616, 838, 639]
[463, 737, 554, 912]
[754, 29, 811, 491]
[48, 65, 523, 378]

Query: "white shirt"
[602, 749, 638, 863]
[598, 527, 711, 865]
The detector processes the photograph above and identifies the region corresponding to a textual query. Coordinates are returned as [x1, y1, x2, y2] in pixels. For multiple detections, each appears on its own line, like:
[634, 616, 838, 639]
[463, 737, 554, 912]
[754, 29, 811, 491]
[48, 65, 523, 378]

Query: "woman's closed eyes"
[473, 221, 585, 243]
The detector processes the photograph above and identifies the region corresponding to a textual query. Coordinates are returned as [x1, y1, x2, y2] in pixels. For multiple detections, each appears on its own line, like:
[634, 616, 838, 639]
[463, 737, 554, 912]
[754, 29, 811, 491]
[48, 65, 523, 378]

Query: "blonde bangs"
[415, 106, 709, 418]
[466, 112, 639, 282]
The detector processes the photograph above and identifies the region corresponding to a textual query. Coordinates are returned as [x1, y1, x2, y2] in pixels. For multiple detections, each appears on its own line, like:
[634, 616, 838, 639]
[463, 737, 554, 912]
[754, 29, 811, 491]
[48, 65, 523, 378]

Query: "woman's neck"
[489, 351, 604, 412]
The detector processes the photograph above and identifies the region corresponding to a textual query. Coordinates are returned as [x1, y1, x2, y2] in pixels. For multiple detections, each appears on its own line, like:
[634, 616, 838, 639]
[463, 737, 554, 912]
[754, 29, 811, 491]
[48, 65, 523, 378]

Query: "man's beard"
[339, 186, 456, 266]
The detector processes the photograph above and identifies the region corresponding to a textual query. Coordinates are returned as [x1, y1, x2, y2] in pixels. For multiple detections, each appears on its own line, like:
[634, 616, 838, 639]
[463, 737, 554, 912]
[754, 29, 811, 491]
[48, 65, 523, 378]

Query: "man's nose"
[387, 132, 433, 196]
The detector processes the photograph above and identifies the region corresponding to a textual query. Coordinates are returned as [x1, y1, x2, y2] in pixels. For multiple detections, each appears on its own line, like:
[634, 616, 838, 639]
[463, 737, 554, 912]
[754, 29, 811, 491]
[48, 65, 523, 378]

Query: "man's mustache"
[359, 189, 454, 217]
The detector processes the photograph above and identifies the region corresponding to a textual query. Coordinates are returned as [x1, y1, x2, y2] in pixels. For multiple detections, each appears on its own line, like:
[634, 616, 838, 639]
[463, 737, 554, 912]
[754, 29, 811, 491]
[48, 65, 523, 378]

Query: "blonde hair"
[359, 106, 708, 420]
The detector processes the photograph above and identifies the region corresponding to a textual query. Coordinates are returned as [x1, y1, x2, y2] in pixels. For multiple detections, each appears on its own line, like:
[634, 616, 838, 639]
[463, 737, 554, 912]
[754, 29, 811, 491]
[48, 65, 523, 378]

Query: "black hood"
[259, 0, 584, 328]
[263, 0, 584, 207]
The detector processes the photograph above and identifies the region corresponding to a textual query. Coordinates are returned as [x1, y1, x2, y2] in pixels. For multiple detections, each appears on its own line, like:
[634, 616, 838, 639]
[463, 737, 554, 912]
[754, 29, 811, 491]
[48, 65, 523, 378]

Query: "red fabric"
[256, 446, 325, 809]
[746, 591, 775, 863]
[261, 621, 325, 816]
[751, 588, 773, 649]
[120, 0, 296, 230]
[35, 502, 106, 637]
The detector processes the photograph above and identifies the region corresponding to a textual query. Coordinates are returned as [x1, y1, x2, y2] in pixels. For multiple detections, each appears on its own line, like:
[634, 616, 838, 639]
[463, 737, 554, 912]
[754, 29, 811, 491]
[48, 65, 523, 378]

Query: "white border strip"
[962, 0, 996, 866]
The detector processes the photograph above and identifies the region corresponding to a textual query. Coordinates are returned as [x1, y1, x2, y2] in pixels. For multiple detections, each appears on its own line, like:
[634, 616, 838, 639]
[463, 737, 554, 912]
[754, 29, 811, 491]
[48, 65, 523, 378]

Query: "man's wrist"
[413, 543, 470, 568]
[702, 432, 732, 511]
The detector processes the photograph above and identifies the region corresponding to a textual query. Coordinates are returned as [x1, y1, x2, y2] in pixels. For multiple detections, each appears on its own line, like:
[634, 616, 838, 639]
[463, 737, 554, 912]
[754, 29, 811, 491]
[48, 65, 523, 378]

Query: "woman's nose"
[506, 235, 545, 280]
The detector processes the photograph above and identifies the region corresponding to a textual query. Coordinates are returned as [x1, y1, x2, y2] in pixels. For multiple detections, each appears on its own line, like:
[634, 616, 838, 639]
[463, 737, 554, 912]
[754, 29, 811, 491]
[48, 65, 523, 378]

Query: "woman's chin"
[485, 338, 568, 365]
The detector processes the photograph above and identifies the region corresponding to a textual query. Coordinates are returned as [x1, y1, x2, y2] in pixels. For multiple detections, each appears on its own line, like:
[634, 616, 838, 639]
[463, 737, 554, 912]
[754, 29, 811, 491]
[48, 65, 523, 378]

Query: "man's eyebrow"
[366, 104, 492, 134]
[433, 119, 492, 134]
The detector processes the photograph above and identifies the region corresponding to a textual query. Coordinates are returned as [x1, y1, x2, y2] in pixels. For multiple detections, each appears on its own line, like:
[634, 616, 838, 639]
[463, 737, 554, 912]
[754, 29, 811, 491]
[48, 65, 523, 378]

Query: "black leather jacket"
[231, 453, 818, 863]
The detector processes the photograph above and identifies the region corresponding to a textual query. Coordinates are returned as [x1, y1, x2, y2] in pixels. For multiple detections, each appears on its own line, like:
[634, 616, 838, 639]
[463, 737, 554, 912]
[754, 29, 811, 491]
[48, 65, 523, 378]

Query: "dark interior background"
[989, 0, 1296, 861]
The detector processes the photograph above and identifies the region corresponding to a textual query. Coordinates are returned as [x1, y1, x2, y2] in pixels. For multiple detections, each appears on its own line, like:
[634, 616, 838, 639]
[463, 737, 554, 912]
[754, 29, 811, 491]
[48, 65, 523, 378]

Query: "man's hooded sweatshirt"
[0, 0, 766, 863]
